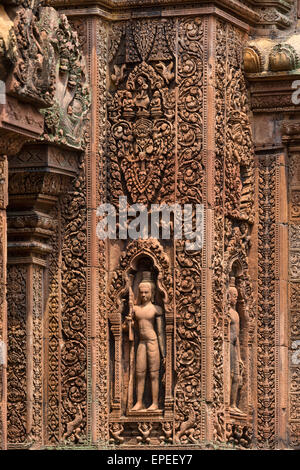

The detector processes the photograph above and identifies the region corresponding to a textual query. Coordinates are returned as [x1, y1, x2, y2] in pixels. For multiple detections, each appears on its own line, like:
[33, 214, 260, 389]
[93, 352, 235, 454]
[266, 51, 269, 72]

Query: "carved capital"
[7, 143, 81, 260]
[9, 143, 80, 177]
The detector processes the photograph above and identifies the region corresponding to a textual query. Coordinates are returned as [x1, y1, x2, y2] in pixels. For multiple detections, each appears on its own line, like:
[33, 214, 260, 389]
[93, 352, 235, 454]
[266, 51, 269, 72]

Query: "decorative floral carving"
[289, 155, 300, 449]
[291, 191, 300, 219]
[46, 208, 60, 444]
[30, 266, 43, 445]
[214, 21, 255, 446]
[290, 252, 300, 279]
[7, 265, 27, 444]
[257, 155, 276, 449]
[108, 58, 175, 206]
[60, 157, 87, 444]
[174, 17, 203, 445]
[97, 18, 110, 444]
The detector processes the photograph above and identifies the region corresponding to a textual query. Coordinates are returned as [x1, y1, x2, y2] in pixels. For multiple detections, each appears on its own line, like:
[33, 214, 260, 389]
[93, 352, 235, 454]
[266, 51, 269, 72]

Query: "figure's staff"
[127, 274, 135, 412]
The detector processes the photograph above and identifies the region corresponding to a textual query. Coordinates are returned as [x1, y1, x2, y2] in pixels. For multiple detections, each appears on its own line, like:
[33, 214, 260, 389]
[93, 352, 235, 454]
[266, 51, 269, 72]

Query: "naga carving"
[41, 11, 90, 149]
[1, 1, 90, 149]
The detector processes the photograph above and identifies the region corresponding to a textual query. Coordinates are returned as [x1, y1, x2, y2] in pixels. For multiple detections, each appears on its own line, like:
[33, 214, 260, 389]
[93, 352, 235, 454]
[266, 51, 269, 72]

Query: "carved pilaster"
[288, 150, 300, 449]
[6, 143, 82, 448]
[255, 149, 289, 450]
[0, 156, 7, 450]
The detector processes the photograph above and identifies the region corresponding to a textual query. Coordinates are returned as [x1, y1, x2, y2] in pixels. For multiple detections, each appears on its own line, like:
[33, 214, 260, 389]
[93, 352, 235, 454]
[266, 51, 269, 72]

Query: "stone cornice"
[49, 0, 259, 24]
[247, 76, 300, 113]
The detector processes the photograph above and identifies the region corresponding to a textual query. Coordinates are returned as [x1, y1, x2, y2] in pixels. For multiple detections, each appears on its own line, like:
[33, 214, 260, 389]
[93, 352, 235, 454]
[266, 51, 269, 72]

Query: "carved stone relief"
[214, 20, 254, 448]
[289, 154, 300, 449]
[257, 154, 276, 449]
[2, 0, 294, 450]
[103, 16, 255, 448]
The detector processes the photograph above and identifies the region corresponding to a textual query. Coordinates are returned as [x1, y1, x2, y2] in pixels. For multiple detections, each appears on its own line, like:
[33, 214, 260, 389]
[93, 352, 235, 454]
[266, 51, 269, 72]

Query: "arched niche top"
[108, 238, 173, 326]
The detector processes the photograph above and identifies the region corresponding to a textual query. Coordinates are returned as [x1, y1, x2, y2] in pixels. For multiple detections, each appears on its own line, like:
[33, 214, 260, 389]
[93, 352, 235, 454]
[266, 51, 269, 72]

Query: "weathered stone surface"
[0, 0, 299, 451]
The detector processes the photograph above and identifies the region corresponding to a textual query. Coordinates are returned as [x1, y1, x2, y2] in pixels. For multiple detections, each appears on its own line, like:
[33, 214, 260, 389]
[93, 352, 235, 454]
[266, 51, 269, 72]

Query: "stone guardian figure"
[126, 271, 166, 412]
[228, 277, 244, 415]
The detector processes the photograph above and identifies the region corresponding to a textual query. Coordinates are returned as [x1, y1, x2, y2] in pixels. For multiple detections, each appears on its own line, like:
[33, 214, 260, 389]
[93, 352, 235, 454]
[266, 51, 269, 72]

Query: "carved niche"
[213, 21, 255, 448]
[108, 238, 174, 423]
[106, 17, 204, 448]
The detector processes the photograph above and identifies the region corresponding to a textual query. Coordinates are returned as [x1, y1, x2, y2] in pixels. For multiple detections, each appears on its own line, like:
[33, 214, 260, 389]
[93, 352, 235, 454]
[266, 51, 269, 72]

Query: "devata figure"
[126, 271, 166, 411]
[228, 277, 244, 415]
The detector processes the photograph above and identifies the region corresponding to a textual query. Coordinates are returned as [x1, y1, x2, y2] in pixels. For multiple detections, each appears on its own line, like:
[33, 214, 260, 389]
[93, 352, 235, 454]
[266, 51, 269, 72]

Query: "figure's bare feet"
[147, 403, 158, 411]
[230, 406, 244, 415]
[132, 402, 143, 411]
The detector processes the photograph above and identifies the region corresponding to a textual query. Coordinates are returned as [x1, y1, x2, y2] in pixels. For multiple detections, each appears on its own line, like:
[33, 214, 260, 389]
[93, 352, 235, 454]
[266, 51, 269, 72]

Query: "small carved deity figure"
[122, 90, 135, 118]
[126, 271, 166, 412]
[137, 422, 152, 444]
[150, 90, 162, 117]
[228, 277, 244, 415]
[134, 75, 150, 116]
[109, 423, 124, 445]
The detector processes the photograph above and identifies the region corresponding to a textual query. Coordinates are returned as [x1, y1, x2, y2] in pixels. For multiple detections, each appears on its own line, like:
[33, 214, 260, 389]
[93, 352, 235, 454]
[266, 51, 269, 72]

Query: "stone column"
[57, 1, 258, 448]
[0, 96, 43, 449]
[6, 143, 80, 448]
[250, 113, 290, 449]
[281, 123, 300, 449]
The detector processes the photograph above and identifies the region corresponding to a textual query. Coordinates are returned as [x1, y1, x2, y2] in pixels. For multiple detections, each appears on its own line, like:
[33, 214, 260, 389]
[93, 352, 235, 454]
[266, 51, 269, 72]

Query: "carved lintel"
[9, 143, 80, 177]
[248, 79, 299, 113]
[0, 96, 45, 156]
[0, 96, 44, 139]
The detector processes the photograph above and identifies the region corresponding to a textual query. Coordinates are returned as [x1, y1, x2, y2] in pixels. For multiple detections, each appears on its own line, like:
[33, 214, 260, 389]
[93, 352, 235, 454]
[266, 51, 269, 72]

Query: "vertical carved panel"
[31, 265, 43, 444]
[46, 210, 60, 444]
[174, 17, 203, 445]
[106, 17, 177, 445]
[257, 155, 276, 448]
[213, 19, 227, 442]
[289, 154, 300, 449]
[97, 18, 109, 444]
[0, 156, 7, 450]
[60, 162, 87, 444]
[7, 265, 27, 444]
[214, 21, 255, 448]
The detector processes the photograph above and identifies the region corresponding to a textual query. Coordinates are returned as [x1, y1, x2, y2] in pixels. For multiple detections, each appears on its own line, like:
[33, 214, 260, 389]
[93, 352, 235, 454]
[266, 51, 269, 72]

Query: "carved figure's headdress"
[228, 276, 238, 305]
[140, 271, 153, 283]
